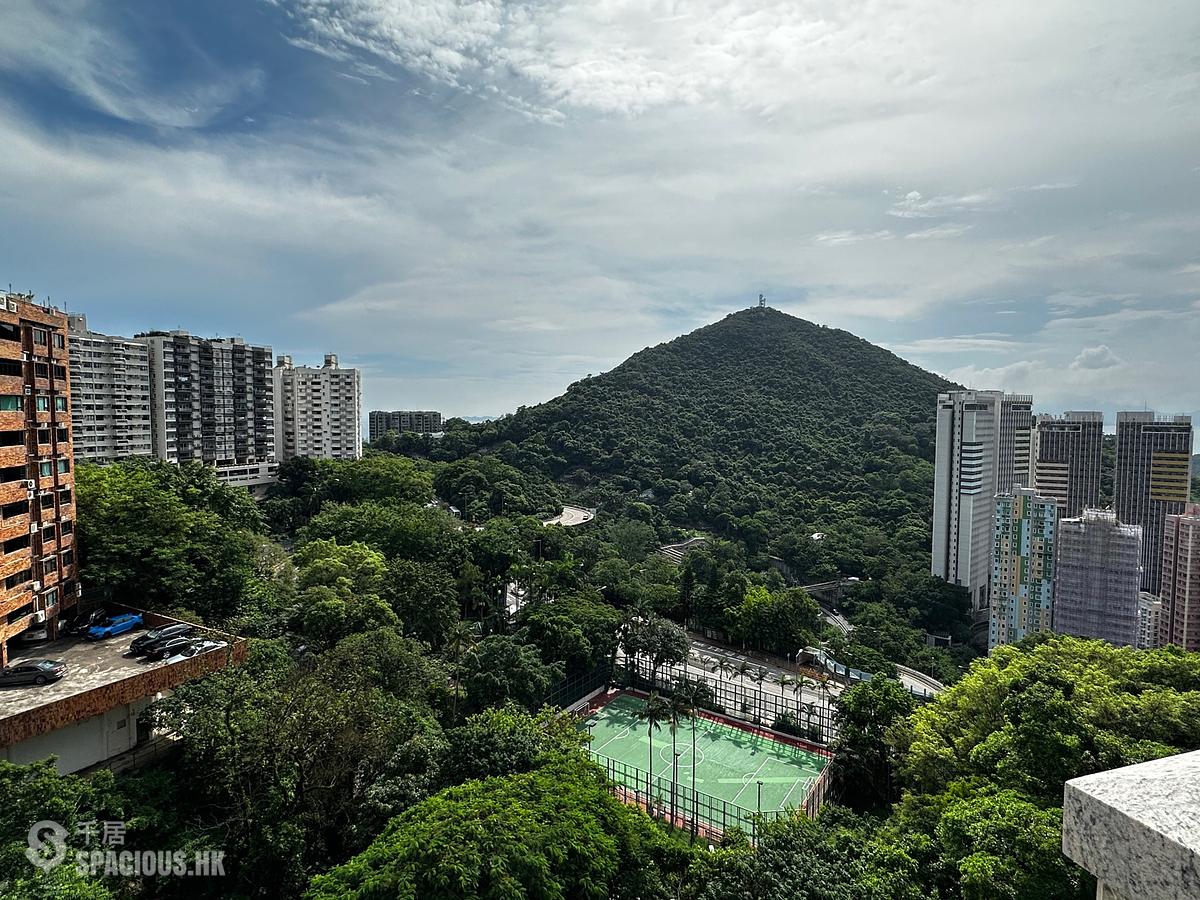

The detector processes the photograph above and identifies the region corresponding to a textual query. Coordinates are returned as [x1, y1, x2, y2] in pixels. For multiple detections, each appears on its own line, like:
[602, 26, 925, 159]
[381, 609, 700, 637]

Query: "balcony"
[1062, 750, 1200, 899]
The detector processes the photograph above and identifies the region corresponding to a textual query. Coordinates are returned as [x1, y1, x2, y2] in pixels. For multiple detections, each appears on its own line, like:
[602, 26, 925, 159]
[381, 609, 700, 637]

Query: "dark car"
[130, 623, 193, 657]
[63, 608, 108, 636]
[148, 636, 195, 661]
[0, 659, 67, 686]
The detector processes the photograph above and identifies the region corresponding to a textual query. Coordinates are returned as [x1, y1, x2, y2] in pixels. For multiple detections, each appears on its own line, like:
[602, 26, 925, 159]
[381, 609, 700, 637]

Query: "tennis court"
[583, 691, 827, 834]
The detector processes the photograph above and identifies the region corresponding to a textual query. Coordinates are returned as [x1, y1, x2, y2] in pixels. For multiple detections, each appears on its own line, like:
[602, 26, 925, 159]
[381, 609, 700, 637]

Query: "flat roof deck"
[0, 634, 176, 722]
[0, 613, 244, 748]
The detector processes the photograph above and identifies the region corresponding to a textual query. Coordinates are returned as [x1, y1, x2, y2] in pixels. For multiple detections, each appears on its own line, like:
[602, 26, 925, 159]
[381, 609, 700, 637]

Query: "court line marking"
[729, 755, 771, 807]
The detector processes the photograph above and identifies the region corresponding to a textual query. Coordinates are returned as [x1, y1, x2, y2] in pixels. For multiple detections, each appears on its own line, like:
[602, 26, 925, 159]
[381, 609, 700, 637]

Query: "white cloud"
[905, 223, 973, 240]
[2, 0, 1200, 418]
[1070, 344, 1123, 370]
[0, 1, 262, 127]
[813, 229, 893, 245]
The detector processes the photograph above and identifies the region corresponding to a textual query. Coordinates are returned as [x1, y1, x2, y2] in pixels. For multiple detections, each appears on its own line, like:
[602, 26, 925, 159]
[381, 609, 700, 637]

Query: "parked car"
[15, 626, 50, 644]
[129, 623, 193, 657]
[164, 639, 229, 664]
[148, 636, 196, 661]
[87, 613, 143, 641]
[62, 608, 108, 636]
[0, 659, 67, 686]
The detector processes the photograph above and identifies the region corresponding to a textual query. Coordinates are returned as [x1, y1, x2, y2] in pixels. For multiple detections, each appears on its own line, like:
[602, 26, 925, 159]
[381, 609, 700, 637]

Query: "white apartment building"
[140, 331, 277, 488]
[932, 390, 1033, 632]
[66, 314, 153, 462]
[1137, 592, 1163, 650]
[273, 354, 362, 461]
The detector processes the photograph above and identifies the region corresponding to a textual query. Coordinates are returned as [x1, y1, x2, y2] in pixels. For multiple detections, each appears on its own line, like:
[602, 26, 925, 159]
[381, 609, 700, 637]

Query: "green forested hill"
[423, 307, 955, 576]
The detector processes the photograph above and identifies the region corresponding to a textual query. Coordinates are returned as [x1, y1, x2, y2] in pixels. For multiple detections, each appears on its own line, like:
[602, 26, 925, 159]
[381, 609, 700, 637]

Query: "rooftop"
[1063, 750, 1200, 900]
[0, 611, 244, 748]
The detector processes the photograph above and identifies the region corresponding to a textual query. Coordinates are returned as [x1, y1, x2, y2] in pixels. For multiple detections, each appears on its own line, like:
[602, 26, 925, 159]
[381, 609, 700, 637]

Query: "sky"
[0, 0, 1197, 425]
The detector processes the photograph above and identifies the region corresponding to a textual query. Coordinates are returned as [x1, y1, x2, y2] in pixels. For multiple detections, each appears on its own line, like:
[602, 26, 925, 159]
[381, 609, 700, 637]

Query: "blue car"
[87, 613, 143, 641]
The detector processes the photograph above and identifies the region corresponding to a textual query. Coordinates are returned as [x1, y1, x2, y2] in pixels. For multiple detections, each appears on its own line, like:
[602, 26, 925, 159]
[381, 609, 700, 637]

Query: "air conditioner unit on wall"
[29, 523, 37, 534]
[31, 580, 41, 590]
[33, 610, 46, 623]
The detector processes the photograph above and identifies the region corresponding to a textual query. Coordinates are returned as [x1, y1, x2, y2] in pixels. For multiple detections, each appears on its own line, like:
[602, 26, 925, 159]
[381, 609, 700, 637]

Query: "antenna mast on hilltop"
[758, 293, 766, 309]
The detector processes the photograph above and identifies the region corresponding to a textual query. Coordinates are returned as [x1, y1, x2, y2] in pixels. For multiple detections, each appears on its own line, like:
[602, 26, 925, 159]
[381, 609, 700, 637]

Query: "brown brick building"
[0, 292, 78, 666]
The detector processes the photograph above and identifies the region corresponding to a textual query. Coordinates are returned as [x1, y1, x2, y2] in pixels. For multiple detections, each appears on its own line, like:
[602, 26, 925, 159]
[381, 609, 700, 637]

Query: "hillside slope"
[442, 307, 954, 573]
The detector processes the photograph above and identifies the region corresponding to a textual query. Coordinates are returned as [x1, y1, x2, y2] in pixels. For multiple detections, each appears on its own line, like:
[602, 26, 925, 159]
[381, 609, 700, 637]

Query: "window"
[0, 396, 20, 411]
[43, 588, 58, 607]
[0, 359, 22, 377]
[4, 569, 30, 590]
[52, 333, 65, 349]
[53, 365, 66, 379]
[32, 328, 47, 345]
[39, 494, 54, 510]
[60, 550, 74, 569]
[0, 430, 22, 447]
[60, 520, 73, 535]
[1, 500, 26, 518]
[57, 459, 69, 474]
[3, 534, 30, 554]
[54, 397, 67, 412]
[0, 465, 25, 483]
[38, 461, 52, 478]
[35, 396, 49, 412]
[34, 363, 47, 378]
[0, 322, 19, 343]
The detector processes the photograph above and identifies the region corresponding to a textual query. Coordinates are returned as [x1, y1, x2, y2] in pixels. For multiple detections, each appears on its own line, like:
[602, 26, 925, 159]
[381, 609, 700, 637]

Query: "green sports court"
[583, 691, 828, 835]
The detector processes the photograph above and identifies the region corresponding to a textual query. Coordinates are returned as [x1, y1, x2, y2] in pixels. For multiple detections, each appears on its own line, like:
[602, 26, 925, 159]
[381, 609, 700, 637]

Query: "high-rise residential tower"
[141, 331, 277, 489]
[1032, 411, 1103, 518]
[368, 409, 443, 443]
[1114, 412, 1193, 594]
[1160, 503, 1200, 650]
[1137, 592, 1163, 650]
[989, 486, 1057, 651]
[1053, 509, 1142, 647]
[931, 391, 1034, 627]
[66, 314, 153, 463]
[273, 354, 362, 461]
[0, 293, 79, 665]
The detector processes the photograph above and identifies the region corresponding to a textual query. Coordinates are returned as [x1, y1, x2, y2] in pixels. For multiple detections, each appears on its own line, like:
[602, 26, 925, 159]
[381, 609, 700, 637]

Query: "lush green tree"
[301, 501, 464, 565]
[307, 757, 684, 900]
[462, 635, 564, 712]
[441, 705, 586, 784]
[830, 675, 916, 811]
[151, 642, 446, 897]
[384, 559, 461, 648]
[726, 586, 821, 657]
[896, 637, 1200, 799]
[0, 760, 120, 893]
[933, 788, 1088, 900]
[433, 456, 562, 522]
[76, 461, 260, 621]
[622, 613, 689, 683]
[295, 539, 388, 596]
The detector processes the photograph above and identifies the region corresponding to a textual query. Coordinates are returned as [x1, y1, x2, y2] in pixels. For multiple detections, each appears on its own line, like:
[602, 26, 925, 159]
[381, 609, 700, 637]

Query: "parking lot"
[0, 634, 176, 721]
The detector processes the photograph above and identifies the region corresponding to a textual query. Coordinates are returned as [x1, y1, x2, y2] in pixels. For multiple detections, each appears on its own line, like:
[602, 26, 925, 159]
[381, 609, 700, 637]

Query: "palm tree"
[707, 656, 734, 711]
[749, 667, 768, 722]
[735, 661, 754, 715]
[446, 621, 478, 720]
[636, 692, 671, 814]
[670, 685, 698, 833]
